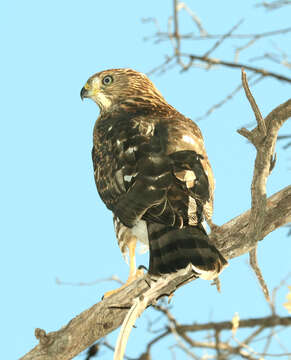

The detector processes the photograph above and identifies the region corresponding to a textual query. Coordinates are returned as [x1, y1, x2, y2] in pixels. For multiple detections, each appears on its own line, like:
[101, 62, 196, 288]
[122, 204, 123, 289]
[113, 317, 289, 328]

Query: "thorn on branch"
[237, 127, 255, 144]
[35, 328, 52, 346]
[269, 153, 277, 173]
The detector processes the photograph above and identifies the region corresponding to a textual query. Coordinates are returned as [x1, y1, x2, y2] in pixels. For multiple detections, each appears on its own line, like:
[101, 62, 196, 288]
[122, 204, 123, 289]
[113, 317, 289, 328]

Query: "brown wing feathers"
[84, 68, 227, 278]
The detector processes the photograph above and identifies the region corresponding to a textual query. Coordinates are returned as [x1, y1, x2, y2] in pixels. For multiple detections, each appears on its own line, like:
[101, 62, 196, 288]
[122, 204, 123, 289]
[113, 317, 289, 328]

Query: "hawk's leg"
[103, 236, 144, 298]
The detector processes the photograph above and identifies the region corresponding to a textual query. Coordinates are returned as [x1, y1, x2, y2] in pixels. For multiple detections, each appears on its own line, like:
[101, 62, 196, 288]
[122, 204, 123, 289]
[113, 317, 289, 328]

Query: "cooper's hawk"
[81, 68, 227, 292]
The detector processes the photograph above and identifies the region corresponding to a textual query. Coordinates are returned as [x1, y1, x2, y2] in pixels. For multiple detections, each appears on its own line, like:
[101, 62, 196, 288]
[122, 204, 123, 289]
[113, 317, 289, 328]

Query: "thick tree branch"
[21, 93, 291, 359]
[213, 185, 291, 259]
[237, 70, 277, 300]
[21, 184, 291, 360]
[237, 95, 291, 245]
[22, 84, 291, 360]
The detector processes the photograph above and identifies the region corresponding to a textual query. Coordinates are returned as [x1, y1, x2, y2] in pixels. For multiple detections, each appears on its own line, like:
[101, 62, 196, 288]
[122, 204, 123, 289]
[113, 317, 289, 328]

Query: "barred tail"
[147, 223, 227, 279]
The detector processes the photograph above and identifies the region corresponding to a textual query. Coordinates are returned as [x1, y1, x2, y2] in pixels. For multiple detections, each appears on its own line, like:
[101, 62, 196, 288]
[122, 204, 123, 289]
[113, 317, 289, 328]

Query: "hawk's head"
[80, 68, 168, 114]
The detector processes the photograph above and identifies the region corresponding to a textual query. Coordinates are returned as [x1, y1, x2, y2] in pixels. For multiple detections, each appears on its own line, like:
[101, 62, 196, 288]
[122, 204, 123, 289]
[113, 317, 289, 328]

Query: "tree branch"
[237, 94, 291, 245]
[249, 248, 270, 302]
[185, 54, 291, 84]
[213, 185, 291, 259]
[21, 95, 291, 359]
[145, 315, 291, 358]
[20, 184, 291, 360]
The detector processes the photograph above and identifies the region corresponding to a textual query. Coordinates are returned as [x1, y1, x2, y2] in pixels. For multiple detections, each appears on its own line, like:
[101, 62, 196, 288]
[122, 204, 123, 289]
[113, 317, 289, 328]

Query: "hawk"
[81, 68, 227, 292]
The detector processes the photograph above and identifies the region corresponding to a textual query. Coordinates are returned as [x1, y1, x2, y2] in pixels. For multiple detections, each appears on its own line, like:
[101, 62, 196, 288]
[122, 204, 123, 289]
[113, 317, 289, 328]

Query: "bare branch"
[238, 93, 291, 249]
[249, 248, 270, 302]
[173, 0, 180, 54]
[20, 184, 291, 360]
[194, 74, 262, 122]
[256, 0, 291, 10]
[174, 315, 291, 334]
[213, 185, 291, 260]
[144, 1, 291, 119]
[176, 2, 207, 36]
[241, 69, 267, 136]
[235, 39, 258, 62]
[204, 19, 244, 58]
[55, 275, 123, 287]
[184, 54, 291, 83]
[144, 0, 291, 89]
[21, 93, 291, 360]
[249, 50, 291, 70]
[145, 26, 291, 42]
[243, 325, 266, 345]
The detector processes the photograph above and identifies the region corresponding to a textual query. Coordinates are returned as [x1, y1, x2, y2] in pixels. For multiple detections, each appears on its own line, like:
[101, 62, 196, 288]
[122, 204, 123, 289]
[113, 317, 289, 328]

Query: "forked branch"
[21, 183, 291, 360]
[21, 84, 291, 360]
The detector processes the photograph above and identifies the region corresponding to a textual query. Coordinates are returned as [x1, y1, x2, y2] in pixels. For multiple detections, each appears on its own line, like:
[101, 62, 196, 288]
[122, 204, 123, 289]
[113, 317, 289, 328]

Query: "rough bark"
[21, 185, 291, 360]
[21, 92, 291, 359]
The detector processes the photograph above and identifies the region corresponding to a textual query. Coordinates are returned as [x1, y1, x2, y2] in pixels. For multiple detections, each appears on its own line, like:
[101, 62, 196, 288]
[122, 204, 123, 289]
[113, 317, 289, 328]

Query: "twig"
[185, 54, 291, 83]
[270, 273, 291, 314]
[143, 314, 291, 357]
[263, 328, 275, 355]
[241, 69, 267, 136]
[152, 303, 177, 324]
[249, 247, 270, 302]
[55, 275, 123, 287]
[176, 2, 207, 36]
[194, 73, 261, 122]
[170, 326, 200, 359]
[204, 19, 244, 58]
[235, 39, 257, 62]
[256, 0, 291, 10]
[173, 0, 180, 56]
[243, 325, 266, 345]
[249, 51, 291, 70]
[214, 329, 222, 360]
[148, 27, 291, 41]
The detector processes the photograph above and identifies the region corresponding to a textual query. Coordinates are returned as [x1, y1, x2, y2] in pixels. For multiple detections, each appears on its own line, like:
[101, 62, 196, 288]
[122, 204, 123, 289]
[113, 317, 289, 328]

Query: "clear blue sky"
[1, 1, 290, 359]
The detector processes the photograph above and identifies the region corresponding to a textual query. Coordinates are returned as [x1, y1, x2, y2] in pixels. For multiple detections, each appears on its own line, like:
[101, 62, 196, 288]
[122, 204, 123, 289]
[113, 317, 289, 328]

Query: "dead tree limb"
[20, 184, 291, 360]
[21, 90, 291, 359]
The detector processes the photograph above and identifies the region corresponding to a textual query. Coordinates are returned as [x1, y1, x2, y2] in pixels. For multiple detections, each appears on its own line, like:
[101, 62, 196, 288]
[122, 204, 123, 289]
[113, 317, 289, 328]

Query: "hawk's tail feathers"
[147, 223, 227, 279]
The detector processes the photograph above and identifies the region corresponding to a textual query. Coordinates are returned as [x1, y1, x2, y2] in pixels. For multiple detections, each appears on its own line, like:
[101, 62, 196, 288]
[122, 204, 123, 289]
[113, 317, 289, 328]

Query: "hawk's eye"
[102, 75, 113, 86]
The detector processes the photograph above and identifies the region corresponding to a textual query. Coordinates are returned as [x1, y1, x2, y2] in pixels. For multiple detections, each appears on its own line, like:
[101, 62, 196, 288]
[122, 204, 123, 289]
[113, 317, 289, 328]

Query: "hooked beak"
[80, 82, 94, 101]
[80, 86, 88, 101]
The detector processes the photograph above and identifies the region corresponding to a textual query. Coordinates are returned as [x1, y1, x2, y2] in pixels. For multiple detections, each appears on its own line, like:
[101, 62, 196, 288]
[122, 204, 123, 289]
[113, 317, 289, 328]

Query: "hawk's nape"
[81, 68, 227, 291]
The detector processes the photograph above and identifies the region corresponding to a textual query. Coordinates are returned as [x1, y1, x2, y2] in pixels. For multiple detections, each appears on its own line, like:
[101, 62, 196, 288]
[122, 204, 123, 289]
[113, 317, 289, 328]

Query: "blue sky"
[1, 1, 290, 359]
